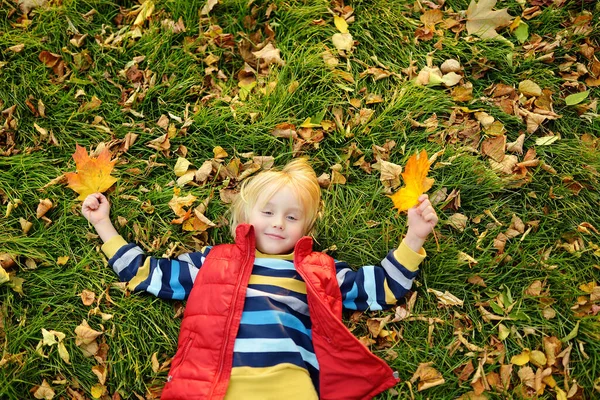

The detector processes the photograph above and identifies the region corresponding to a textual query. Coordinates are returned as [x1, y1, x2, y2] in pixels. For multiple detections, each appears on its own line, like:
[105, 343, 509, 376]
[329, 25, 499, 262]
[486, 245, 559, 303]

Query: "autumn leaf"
[0, 266, 9, 285]
[466, 0, 513, 40]
[388, 150, 434, 212]
[74, 319, 103, 346]
[65, 145, 118, 201]
[33, 379, 55, 399]
[410, 362, 446, 391]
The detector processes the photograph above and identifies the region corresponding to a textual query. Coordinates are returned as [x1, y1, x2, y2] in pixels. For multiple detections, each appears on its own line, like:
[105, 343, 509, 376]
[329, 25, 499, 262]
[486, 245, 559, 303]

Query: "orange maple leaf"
[389, 150, 434, 212]
[65, 145, 118, 200]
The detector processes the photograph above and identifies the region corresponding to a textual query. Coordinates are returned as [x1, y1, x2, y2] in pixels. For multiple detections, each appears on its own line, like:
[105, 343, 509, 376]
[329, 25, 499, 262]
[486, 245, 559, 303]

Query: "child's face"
[248, 184, 307, 254]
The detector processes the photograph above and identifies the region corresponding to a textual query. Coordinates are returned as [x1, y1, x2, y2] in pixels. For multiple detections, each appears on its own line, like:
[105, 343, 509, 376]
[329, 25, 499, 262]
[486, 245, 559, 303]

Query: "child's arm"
[336, 195, 438, 311]
[82, 193, 208, 300]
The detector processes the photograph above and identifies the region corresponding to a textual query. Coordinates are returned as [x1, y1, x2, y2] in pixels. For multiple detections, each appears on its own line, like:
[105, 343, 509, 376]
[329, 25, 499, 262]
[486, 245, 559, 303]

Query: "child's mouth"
[265, 233, 285, 240]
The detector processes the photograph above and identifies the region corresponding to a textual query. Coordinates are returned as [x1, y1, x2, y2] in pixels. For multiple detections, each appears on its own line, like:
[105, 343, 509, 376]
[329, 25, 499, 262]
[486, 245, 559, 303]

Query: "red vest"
[161, 224, 398, 399]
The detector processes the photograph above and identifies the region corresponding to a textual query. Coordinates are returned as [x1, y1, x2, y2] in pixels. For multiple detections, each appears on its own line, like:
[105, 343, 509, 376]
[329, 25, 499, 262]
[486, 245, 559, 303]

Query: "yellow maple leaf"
[65, 145, 117, 201]
[388, 150, 434, 212]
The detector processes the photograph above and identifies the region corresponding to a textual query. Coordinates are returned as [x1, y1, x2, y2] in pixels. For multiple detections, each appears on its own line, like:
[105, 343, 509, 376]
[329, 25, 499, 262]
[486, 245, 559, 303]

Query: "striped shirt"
[101, 236, 425, 396]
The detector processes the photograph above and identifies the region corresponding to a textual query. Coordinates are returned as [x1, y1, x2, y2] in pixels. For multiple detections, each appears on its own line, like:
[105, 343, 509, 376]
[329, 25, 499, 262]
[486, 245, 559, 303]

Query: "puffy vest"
[161, 224, 398, 399]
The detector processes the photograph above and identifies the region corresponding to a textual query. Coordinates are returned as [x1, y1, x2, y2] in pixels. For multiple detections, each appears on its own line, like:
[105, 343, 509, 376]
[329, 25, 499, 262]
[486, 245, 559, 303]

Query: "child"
[82, 158, 438, 400]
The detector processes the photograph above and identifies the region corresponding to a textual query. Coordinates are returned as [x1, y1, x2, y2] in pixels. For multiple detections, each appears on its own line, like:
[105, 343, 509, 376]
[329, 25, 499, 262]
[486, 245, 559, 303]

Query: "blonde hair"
[230, 158, 321, 237]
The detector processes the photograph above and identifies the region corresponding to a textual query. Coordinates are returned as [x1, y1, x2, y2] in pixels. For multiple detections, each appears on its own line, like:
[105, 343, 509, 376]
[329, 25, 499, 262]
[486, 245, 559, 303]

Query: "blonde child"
[82, 158, 438, 400]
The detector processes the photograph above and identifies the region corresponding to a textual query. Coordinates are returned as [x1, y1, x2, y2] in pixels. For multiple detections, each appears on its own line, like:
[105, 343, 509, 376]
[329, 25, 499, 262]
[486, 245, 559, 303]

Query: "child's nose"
[273, 216, 284, 229]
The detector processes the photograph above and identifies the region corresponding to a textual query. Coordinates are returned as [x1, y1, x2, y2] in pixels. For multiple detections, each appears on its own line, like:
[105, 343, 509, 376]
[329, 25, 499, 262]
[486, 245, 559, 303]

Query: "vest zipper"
[209, 242, 253, 397]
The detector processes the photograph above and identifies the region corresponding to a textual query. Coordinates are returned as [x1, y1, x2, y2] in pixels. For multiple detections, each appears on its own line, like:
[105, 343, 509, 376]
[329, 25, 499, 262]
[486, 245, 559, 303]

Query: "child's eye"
[287, 215, 298, 221]
[262, 211, 273, 216]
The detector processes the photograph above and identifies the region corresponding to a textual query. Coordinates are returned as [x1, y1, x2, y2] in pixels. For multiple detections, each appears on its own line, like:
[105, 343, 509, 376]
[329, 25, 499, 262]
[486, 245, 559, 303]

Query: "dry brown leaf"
[74, 320, 102, 346]
[525, 280, 543, 296]
[468, 275, 486, 287]
[92, 364, 107, 385]
[378, 160, 403, 189]
[366, 315, 390, 337]
[20, 218, 33, 234]
[272, 123, 297, 139]
[252, 43, 285, 67]
[200, 0, 219, 15]
[427, 288, 464, 306]
[481, 135, 506, 162]
[519, 80, 542, 97]
[517, 366, 535, 389]
[466, 0, 513, 39]
[330, 164, 346, 185]
[447, 213, 468, 231]
[332, 32, 353, 52]
[151, 352, 160, 373]
[33, 379, 55, 399]
[36, 198, 53, 218]
[410, 362, 446, 391]
[57, 341, 70, 365]
[81, 289, 96, 306]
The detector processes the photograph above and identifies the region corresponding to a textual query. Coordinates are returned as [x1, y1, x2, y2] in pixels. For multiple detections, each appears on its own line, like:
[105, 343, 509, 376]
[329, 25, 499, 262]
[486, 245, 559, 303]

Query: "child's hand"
[82, 193, 111, 226]
[404, 195, 438, 251]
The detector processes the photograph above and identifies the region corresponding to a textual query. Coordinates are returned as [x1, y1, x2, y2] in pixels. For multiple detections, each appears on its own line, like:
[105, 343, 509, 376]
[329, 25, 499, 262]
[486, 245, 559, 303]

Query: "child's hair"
[230, 158, 321, 238]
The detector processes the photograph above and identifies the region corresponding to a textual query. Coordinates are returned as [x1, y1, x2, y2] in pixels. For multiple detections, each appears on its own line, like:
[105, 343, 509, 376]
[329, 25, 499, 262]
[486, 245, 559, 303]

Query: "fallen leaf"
[388, 150, 434, 212]
[20, 218, 33, 234]
[272, 123, 297, 139]
[519, 80, 542, 97]
[565, 90, 589, 106]
[378, 160, 403, 189]
[498, 323, 510, 340]
[511, 348, 530, 365]
[133, 0, 155, 26]
[56, 256, 69, 265]
[74, 320, 102, 346]
[81, 289, 96, 306]
[41, 328, 57, 346]
[468, 275, 486, 287]
[252, 43, 285, 67]
[36, 199, 53, 219]
[0, 266, 9, 285]
[441, 59, 461, 73]
[332, 32, 353, 52]
[530, 350, 547, 367]
[57, 342, 70, 364]
[168, 190, 197, 219]
[334, 15, 348, 33]
[213, 146, 228, 159]
[92, 365, 107, 385]
[200, 0, 219, 15]
[174, 157, 191, 177]
[90, 383, 106, 399]
[466, 0, 513, 40]
[366, 315, 390, 337]
[33, 379, 55, 399]
[517, 366, 535, 389]
[65, 145, 117, 201]
[427, 288, 464, 306]
[19, 0, 48, 14]
[151, 352, 160, 373]
[447, 213, 468, 232]
[410, 362, 446, 391]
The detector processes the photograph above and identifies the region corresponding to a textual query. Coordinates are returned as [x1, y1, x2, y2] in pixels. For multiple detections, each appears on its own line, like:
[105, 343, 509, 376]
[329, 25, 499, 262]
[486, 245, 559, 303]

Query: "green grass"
[1, 0, 600, 398]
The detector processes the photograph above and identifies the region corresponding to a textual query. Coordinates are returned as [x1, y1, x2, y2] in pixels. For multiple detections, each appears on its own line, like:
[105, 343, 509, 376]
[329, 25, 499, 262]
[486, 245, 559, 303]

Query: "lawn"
[1, 0, 599, 398]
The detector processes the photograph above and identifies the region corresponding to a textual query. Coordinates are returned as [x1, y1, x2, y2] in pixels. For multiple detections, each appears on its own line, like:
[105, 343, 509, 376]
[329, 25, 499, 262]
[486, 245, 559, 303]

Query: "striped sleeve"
[100, 235, 210, 300]
[335, 240, 426, 311]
